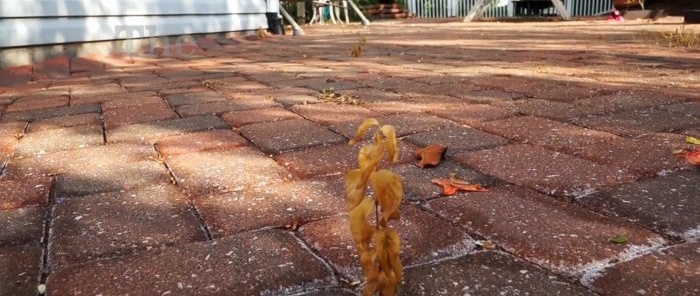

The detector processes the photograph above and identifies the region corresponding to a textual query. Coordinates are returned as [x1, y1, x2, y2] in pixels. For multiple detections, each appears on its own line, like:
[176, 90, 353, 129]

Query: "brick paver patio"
[1, 19, 698, 295]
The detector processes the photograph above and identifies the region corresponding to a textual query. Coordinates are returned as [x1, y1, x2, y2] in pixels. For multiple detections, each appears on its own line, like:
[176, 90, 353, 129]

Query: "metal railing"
[403, 0, 613, 19]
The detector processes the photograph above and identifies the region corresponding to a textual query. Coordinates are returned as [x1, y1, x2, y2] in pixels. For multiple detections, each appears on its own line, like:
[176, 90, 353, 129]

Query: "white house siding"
[0, 0, 278, 48]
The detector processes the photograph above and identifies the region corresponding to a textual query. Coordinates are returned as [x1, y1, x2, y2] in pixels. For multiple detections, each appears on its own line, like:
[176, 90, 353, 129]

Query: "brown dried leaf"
[415, 144, 447, 168]
[431, 174, 488, 196]
[375, 228, 402, 296]
[349, 118, 380, 145]
[380, 125, 399, 163]
[359, 144, 383, 186]
[370, 170, 403, 226]
[345, 169, 365, 209]
[349, 198, 375, 252]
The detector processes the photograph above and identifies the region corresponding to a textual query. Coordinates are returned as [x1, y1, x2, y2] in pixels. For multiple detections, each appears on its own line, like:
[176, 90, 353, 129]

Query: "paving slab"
[240, 119, 347, 154]
[46, 230, 336, 295]
[101, 95, 164, 111]
[456, 144, 637, 197]
[428, 103, 516, 126]
[0, 104, 100, 123]
[402, 251, 594, 296]
[106, 115, 230, 144]
[329, 113, 455, 138]
[0, 122, 25, 136]
[33, 56, 70, 80]
[69, 56, 104, 74]
[25, 113, 101, 133]
[155, 129, 248, 158]
[337, 87, 406, 103]
[205, 77, 270, 93]
[271, 77, 365, 92]
[426, 185, 666, 276]
[479, 116, 689, 176]
[53, 160, 172, 197]
[0, 245, 43, 296]
[166, 147, 290, 197]
[49, 184, 205, 267]
[298, 205, 474, 280]
[404, 125, 508, 155]
[0, 207, 46, 247]
[164, 91, 229, 107]
[0, 135, 17, 158]
[126, 79, 202, 93]
[14, 124, 104, 157]
[659, 101, 700, 117]
[70, 90, 155, 106]
[176, 98, 280, 117]
[195, 178, 345, 236]
[290, 103, 381, 125]
[0, 177, 53, 210]
[103, 101, 178, 129]
[221, 107, 302, 127]
[586, 242, 700, 296]
[576, 107, 700, 137]
[5, 96, 69, 113]
[580, 171, 700, 240]
[274, 141, 418, 179]
[3, 143, 166, 196]
[69, 83, 124, 98]
[0, 65, 32, 87]
[566, 90, 684, 118]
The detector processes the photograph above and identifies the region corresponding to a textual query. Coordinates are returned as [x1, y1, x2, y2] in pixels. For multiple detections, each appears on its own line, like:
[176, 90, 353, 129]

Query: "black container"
[685, 10, 700, 24]
[265, 12, 285, 35]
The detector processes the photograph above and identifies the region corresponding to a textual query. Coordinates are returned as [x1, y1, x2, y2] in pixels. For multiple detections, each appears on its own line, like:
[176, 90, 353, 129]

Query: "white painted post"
[550, 0, 571, 20]
[464, 0, 490, 22]
[279, 5, 305, 35]
[346, 0, 370, 25]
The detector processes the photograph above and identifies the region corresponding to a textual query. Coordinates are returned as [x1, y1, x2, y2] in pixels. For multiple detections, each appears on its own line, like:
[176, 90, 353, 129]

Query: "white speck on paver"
[636, 289, 647, 295]
[74, 216, 83, 221]
[177, 283, 183, 289]
[37, 284, 46, 294]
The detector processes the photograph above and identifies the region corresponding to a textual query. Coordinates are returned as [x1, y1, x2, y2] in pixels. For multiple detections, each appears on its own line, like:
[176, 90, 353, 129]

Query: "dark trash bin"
[685, 10, 700, 24]
[265, 12, 285, 35]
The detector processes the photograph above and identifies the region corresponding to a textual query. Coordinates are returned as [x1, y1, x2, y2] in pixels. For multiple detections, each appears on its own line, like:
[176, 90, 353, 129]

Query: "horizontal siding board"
[0, 14, 268, 47]
[0, 0, 268, 18]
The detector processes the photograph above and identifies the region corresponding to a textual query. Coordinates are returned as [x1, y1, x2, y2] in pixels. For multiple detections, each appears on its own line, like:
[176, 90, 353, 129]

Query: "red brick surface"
[588, 242, 699, 296]
[427, 186, 666, 275]
[455, 144, 637, 197]
[46, 230, 335, 295]
[0, 65, 32, 87]
[103, 101, 178, 129]
[0, 177, 53, 210]
[240, 119, 346, 154]
[49, 185, 205, 266]
[6, 96, 69, 113]
[221, 107, 302, 127]
[1, 21, 698, 294]
[33, 56, 71, 80]
[155, 129, 248, 157]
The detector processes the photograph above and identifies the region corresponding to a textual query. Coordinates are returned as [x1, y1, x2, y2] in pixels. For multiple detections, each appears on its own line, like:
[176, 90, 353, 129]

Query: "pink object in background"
[608, 9, 625, 22]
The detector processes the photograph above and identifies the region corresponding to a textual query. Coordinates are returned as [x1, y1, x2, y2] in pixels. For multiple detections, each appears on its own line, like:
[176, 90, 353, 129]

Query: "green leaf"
[609, 235, 629, 244]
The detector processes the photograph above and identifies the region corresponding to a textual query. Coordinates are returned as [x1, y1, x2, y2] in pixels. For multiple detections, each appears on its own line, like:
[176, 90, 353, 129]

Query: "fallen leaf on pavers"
[415, 144, 447, 168]
[475, 240, 496, 250]
[608, 234, 629, 244]
[686, 136, 700, 145]
[685, 150, 700, 166]
[674, 148, 700, 166]
[431, 173, 489, 196]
